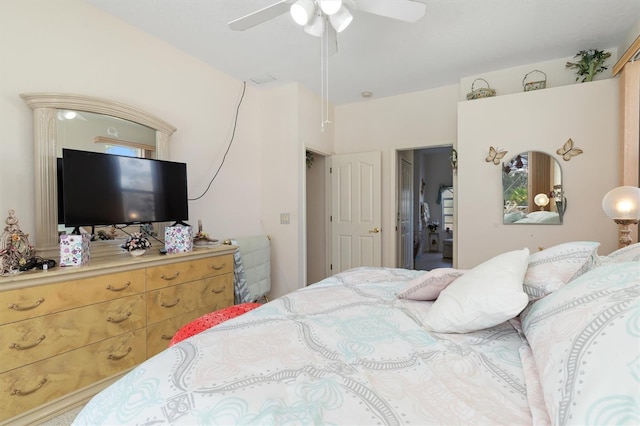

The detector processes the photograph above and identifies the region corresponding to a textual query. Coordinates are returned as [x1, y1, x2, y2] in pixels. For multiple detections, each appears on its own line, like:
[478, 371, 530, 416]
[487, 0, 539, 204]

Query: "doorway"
[306, 150, 328, 285]
[397, 146, 454, 271]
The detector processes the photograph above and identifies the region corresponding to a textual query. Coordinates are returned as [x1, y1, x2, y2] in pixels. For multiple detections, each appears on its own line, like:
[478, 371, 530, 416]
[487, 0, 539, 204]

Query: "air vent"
[249, 73, 277, 85]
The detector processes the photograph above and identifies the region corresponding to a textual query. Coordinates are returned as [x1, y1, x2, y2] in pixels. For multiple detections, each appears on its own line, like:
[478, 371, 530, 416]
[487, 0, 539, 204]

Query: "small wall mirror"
[502, 151, 564, 225]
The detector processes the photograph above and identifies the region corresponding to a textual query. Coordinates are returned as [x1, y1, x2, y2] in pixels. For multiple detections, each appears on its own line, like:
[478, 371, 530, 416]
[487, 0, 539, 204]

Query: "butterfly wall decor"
[557, 138, 583, 161]
[485, 146, 508, 165]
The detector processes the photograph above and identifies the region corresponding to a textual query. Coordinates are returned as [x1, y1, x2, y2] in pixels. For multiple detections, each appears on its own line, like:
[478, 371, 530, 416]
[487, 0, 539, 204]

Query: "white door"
[330, 151, 382, 273]
[398, 157, 413, 269]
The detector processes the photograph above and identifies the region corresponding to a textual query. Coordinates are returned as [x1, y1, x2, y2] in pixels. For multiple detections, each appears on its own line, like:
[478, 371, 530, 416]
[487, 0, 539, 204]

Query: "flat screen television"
[61, 148, 189, 228]
[57, 157, 65, 224]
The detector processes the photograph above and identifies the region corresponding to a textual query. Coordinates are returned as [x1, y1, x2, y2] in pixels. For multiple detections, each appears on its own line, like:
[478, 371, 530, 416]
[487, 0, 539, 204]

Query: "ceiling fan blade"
[354, 0, 426, 23]
[229, 0, 294, 31]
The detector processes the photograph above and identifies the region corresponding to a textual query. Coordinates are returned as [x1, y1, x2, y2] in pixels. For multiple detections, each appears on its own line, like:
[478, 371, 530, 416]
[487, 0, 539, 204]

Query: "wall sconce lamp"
[534, 193, 549, 211]
[602, 186, 640, 247]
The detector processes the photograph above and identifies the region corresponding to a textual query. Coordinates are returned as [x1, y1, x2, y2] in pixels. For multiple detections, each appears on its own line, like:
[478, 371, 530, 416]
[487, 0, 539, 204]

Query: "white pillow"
[607, 242, 640, 262]
[422, 248, 530, 333]
[504, 211, 525, 223]
[396, 268, 465, 301]
[521, 261, 640, 425]
[523, 241, 600, 300]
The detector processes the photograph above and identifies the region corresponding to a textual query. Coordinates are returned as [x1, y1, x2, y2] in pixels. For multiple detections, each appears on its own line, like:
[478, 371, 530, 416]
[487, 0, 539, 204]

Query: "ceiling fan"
[229, 0, 425, 130]
[229, 0, 426, 46]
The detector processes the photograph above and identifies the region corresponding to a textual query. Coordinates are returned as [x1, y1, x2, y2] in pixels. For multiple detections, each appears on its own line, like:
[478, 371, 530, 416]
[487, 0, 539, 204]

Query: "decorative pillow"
[521, 261, 640, 425]
[523, 241, 600, 300]
[396, 268, 465, 301]
[421, 248, 530, 333]
[606, 241, 640, 262]
[519, 211, 560, 223]
[504, 211, 525, 223]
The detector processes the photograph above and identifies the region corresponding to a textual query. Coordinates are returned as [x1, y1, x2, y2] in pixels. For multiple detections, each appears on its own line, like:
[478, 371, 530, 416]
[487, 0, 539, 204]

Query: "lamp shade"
[304, 12, 326, 37]
[329, 5, 353, 32]
[319, 0, 342, 15]
[534, 193, 549, 207]
[290, 0, 315, 25]
[602, 186, 640, 220]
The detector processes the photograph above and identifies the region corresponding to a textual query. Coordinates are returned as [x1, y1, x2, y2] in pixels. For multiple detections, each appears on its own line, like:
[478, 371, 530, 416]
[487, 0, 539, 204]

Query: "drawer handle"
[106, 312, 132, 324]
[160, 272, 180, 281]
[211, 286, 226, 294]
[106, 282, 131, 292]
[161, 298, 180, 308]
[10, 335, 46, 350]
[10, 378, 47, 396]
[107, 346, 132, 360]
[8, 297, 45, 311]
[210, 262, 226, 271]
[161, 334, 174, 340]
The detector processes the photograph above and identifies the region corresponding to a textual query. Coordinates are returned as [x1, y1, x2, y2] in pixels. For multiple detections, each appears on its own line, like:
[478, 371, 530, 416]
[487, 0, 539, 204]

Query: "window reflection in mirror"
[502, 151, 563, 225]
[56, 110, 156, 158]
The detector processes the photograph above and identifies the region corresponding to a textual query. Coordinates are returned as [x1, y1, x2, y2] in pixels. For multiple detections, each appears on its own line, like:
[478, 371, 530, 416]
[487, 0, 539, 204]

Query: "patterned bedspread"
[73, 267, 541, 425]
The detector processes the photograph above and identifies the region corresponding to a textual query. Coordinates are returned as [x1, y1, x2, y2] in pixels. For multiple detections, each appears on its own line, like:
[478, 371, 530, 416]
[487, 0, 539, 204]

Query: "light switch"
[280, 213, 290, 224]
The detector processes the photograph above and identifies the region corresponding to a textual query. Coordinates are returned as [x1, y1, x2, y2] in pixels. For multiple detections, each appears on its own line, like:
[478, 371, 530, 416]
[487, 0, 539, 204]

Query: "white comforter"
[73, 267, 543, 425]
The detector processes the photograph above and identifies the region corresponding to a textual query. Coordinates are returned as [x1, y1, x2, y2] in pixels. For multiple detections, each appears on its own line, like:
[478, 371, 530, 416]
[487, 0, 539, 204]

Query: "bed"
[72, 241, 639, 425]
[504, 210, 561, 224]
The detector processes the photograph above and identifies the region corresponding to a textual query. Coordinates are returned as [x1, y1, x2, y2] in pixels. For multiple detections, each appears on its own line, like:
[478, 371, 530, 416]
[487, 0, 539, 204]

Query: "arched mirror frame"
[21, 93, 177, 257]
[502, 150, 564, 225]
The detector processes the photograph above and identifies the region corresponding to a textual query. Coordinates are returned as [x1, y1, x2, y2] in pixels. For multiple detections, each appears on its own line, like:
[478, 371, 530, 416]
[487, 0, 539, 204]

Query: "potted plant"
[566, 49, 612, 82]
[122, 232, 151, 256]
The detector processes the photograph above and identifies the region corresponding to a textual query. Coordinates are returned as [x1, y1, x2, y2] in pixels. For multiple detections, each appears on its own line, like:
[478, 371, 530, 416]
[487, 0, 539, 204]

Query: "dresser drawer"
[0, 294, 146, 373]
[0, 328, 145, 421]
[0, 269, 145, 324]
[146, 254, 233, 291]
[146, 273, 233, 324]
[146, 305, 222, 357]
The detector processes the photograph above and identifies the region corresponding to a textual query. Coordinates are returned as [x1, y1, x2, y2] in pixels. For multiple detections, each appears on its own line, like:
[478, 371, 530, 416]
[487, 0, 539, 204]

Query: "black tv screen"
[57, 157, 65, 224]
[61, 148, 189, 227]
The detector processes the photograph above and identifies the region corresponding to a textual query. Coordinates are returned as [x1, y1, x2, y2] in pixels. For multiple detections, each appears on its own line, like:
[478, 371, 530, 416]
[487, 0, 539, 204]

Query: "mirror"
[502, 151, 564, 225]
[21, 93, 176, 258]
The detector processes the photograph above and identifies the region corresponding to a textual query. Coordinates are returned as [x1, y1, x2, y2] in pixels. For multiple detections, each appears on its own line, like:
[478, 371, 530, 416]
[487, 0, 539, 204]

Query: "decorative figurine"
[0, 210, 35, 275]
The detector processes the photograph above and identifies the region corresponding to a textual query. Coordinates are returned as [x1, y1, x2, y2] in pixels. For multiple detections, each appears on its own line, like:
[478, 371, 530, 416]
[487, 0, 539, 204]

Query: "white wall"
[334, 85, 460, 267]
[1, 0, 265, 238]
[259, 83, 334, 296]
[457, 79, 619, 267]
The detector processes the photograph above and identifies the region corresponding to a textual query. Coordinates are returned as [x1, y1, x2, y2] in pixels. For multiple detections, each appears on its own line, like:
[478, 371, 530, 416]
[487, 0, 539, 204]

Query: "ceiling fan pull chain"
[320, 20, 327, 131]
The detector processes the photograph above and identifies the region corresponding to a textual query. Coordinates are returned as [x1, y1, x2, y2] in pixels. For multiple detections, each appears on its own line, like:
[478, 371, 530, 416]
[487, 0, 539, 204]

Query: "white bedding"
[73, 267, 542, 425]
[73, 252, 639, 425]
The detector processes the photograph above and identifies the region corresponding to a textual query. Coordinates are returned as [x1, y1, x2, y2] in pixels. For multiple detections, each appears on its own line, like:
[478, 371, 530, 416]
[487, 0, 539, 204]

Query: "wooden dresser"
[0, 246, 235, 425]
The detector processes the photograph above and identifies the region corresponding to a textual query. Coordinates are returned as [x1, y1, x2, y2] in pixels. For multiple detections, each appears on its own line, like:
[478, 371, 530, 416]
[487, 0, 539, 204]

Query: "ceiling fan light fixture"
[319, 0, 342, 16]
[290, 0, 316, 26]
[304, 13, 326, 37]
[329, 5, 352, 32]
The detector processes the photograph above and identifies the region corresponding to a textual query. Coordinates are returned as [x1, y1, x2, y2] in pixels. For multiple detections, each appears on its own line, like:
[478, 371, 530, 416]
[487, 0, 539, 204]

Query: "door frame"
[393, 145, 456, 269]
[396, 153, 414, 269]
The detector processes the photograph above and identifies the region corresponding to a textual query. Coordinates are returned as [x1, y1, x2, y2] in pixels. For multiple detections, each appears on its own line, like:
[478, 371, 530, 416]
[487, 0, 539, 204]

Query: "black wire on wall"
[190, 80, 247, 201]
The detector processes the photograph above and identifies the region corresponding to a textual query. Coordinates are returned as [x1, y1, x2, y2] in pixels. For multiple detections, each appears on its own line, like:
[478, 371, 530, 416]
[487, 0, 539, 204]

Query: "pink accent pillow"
[396, 268, 465, 301]
[169, 302, 262, 346]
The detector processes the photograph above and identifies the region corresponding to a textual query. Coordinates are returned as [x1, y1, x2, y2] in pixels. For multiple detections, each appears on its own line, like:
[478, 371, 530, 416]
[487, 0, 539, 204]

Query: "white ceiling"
[85, 0, 640, 105]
